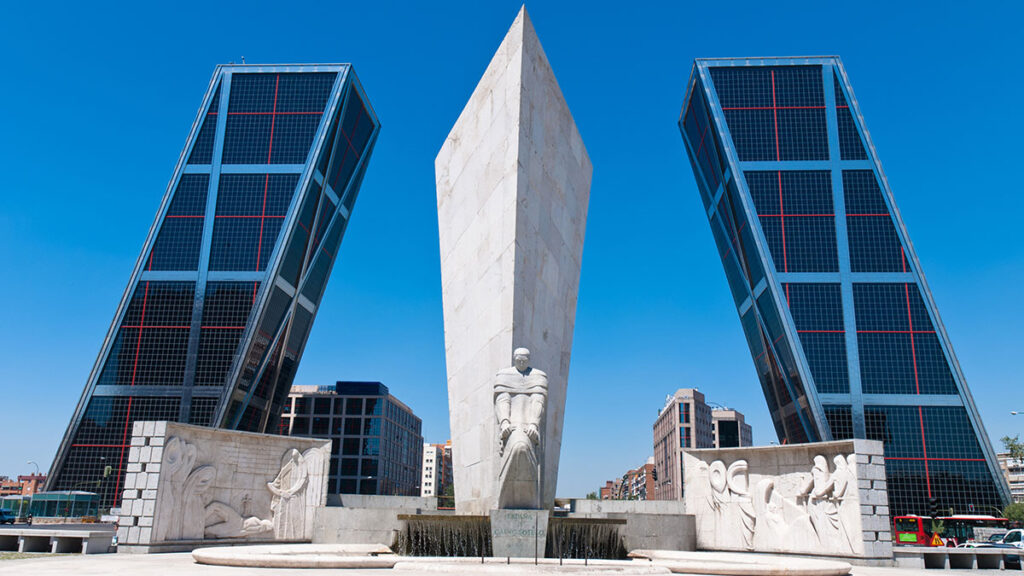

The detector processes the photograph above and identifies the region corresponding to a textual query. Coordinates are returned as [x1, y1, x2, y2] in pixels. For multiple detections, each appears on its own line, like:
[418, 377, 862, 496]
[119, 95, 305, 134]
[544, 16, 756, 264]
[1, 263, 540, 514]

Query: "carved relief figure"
[268, 449, 308, 539]
[156, 436, 198, 541]
[702, 452, 860, 555]
[707, 460, 756, 548]
[156, 436, 273, 542]
[494, 348, 548, 509]
[832, 454, 859, 554]
[298, 445, 329, 537]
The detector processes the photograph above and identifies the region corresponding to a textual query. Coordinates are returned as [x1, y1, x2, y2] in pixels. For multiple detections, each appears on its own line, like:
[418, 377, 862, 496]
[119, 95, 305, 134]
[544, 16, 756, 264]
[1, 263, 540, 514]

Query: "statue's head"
[513, 348, 530, 372]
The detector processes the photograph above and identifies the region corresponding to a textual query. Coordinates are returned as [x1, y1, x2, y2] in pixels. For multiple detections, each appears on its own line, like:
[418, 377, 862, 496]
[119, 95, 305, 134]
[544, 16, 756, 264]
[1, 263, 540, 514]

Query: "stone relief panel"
[119, 421, 330, 549]
[683, 441, 885, 557]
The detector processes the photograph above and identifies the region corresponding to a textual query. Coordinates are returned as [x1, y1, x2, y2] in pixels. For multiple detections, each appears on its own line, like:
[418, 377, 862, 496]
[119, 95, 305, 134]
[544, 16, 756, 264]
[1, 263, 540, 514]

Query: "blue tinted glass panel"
[274, 73, 336, 113]
[747, 170, 836, 272]
[786, 283, 843, 331]
[710, 212, 748, 306]
[865, 405, 924, 458]
[224, 73, 334, 165]
[913, 333, 958, 394]
[166, 174, 209, 216]
[784, 216, 838, 272]
[885, 458, 929, 517]
[148, 218, 203, 271]
[210, 174, 299, 271]
[823, 405, 853, 439]
[270, 114, 322, 164]
[327, 86, 375, 193]
[222, 114, 272, 164]
[927, 459, 1003, 515]
[188, 397, 219, 426]
[842, 170, 888, 215]
[710, 66, 827, 161]
[188, 85, 220, 165]
[776, 108, 829, 161]
[859, 332, 916, 394]
[721, 109, 775, 161]
[196, 281, 259, 387]
[848, 216, 906, 273]
[833, 73, 866, 160]
[54, 396, 180, 506]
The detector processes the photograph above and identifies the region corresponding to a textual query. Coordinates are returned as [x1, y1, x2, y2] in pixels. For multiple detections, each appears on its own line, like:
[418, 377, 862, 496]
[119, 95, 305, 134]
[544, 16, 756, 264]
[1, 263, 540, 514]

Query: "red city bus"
[894, 515, 1009, 547]
[894, 515, 935, 546]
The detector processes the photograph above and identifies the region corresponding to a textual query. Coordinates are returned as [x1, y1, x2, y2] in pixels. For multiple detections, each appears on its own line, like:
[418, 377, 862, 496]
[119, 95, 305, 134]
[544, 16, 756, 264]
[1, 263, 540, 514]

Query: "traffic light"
[651, 467, 658, 482]
[928, 497, 940, 518]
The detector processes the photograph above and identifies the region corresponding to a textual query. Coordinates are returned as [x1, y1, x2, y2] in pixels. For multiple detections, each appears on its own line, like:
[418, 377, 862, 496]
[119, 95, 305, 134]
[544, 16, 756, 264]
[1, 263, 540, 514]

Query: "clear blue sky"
[1, 1, 1021, 497]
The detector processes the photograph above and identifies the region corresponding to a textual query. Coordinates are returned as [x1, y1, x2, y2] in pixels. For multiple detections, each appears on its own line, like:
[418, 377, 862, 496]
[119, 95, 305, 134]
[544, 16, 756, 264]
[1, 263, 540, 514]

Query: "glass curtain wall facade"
[49, 64, 380, 508]
[678, 56, 1010, 515]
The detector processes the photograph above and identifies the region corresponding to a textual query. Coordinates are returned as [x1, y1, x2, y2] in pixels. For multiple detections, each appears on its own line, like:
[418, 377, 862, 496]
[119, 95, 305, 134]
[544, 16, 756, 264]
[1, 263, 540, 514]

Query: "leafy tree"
[1005, 503, 1024, 523]
[1003, 435, 1024, 462]
[585, 491, 599, 500]
[438, 484, 455, 509]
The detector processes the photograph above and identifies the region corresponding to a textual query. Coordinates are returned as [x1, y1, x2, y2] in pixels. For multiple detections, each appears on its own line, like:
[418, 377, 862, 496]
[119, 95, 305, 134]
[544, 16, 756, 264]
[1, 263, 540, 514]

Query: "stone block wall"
[683, 439, 891, 559]
[117, 421, 330, 553]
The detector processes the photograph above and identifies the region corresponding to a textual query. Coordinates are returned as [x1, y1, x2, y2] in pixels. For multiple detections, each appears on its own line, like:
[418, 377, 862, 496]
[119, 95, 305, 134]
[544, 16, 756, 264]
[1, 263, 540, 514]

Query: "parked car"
[989, 532, 1008, 543]
[1002, 529, 1024, 549]
[0, 510, 15, 525]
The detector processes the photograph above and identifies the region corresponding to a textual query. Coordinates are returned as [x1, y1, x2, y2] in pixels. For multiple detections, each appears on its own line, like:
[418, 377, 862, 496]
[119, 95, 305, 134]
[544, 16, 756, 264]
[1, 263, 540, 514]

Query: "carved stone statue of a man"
[494, 347, 548, 509]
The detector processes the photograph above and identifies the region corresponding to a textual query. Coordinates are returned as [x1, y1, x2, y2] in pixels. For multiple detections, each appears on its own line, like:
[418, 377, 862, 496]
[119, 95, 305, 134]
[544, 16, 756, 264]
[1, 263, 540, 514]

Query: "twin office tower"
[50, 57, 1009, 516]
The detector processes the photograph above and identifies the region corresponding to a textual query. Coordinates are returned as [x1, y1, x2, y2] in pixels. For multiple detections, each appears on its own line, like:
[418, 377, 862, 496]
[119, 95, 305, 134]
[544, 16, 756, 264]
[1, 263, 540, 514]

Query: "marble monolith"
[435, 7, 591, 514]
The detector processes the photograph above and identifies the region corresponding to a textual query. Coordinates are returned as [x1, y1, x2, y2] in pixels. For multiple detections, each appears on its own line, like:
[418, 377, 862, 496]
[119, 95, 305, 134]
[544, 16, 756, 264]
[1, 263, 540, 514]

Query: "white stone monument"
[435, 6, 591, 515]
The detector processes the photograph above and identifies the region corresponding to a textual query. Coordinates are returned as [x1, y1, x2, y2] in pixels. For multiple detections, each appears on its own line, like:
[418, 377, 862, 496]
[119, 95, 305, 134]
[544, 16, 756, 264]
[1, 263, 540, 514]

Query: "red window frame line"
[120, 325, 247, 330]
[718, 209, 747, 260]
[901, 257, 931, 496]
[885, 457, 986, 462]
[226, 111, 322, 115]
[760, 213, 835, 218]
[329, 95, 368, 189]
[722, 105, 826, 111]
[255, 75, 280, 272]
[856, 330, 935, 334]
[690, 105, 720, 190]
[753, 332, 786, 362]
[213, 214, 286, 219]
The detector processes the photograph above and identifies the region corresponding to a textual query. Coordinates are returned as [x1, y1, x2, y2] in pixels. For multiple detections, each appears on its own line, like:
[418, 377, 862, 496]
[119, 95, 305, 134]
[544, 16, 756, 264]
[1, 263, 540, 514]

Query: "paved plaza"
[0, 552, 1007, 576]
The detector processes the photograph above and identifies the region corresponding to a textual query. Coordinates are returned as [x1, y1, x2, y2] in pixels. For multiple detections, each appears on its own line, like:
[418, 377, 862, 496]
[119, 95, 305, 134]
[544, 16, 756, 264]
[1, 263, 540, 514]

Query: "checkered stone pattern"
[856, 441, 893, 559]
[117, 421, 167, 546]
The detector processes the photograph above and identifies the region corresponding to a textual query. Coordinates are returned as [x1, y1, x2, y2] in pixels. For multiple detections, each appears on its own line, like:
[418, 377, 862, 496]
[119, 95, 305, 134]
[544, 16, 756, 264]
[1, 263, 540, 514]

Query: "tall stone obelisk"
[435, 7, 592, 514]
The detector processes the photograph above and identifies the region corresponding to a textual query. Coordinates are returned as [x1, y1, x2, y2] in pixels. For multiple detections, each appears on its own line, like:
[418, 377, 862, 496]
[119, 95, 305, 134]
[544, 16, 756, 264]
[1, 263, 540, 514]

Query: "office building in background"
[712, 408, 753, 448]
[652, 388, 713, 500]
[281, 382, 423, 496]
[420, 441, 453, 499]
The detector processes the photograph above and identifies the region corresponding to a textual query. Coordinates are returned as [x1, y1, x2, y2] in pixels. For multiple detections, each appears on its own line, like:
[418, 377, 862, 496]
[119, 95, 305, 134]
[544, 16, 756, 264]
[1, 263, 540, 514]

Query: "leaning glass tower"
[48, 64, 379, 508]
[678, 56, 1009, 515]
